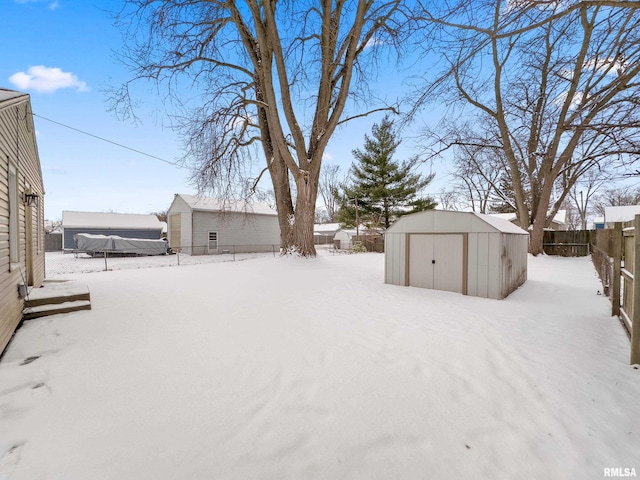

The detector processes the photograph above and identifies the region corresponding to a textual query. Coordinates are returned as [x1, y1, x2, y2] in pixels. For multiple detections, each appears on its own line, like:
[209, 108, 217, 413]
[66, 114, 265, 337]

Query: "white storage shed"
[385, 210, 529, 299]
[333, 228, 357, 250]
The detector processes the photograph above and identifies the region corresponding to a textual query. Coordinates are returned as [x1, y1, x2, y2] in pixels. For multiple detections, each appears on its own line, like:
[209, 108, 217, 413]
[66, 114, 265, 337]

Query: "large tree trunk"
[528, 177, 555, 255]
[289, 169, 319, 257]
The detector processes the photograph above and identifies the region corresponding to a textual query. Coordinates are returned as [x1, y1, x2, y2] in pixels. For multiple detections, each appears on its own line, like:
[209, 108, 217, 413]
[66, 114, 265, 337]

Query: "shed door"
[169, 214, 181, 250]
[409, 234, 464, 293]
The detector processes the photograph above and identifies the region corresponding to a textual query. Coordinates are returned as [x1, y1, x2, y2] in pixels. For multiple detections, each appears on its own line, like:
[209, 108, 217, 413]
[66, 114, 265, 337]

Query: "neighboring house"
[0, 89, 46, 354]
[489, 210, 567, 231]
[313, 223, 341, 245]
[385, 210, 528, 299]
[593, 217, 605, 230]
[167, 193, 280, 255]
[62, 211, 164, 250]
[604, 205, 640, 228]
[44, 219, 63, 251]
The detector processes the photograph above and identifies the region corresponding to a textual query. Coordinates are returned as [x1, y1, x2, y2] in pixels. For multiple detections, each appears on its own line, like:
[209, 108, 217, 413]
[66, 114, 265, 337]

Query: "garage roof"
[177, 194, 277, 216]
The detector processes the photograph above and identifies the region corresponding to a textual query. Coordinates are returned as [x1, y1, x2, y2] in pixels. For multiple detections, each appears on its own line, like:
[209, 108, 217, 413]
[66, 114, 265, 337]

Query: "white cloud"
[323, 152, 333, 161]
[363, 38, 383, 49]
[14, 0, 59, 7]
[8, 66, 89, 93]
[555, 90, 584, 109]
[584, 56, 628, 75]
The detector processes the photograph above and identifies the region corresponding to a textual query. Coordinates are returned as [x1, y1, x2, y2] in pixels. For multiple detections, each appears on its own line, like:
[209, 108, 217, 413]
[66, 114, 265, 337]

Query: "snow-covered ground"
[0, 252, 638, 479]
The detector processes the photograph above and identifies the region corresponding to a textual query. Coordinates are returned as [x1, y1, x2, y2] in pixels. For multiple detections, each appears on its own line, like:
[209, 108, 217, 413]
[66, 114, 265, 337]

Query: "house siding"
[0, 92, 45, 355]
[192, 210, 280, 255]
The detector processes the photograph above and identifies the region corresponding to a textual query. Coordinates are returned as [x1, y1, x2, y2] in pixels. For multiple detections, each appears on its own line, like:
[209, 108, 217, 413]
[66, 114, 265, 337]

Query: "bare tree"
[592, 184, 640, 216]
[112, 0, 406, 256]
[564, 167, 612, 228]
[317, 163, 345, 223]
[150, 209, 168, 223]
[412, 0, 640, 254]
[438, 188, 466, 211]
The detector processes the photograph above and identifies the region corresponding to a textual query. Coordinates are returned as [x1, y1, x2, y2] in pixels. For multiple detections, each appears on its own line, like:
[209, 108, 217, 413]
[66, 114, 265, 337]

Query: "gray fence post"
[632, 216, 640, 364]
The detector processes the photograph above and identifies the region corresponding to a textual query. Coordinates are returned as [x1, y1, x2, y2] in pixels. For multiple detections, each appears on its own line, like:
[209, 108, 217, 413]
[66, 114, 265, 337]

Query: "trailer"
[75, 233, 167, 256]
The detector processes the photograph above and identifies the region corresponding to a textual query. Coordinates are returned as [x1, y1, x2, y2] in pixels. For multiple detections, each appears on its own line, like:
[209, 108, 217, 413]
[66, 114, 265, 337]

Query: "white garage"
[385, 210, 529, 299]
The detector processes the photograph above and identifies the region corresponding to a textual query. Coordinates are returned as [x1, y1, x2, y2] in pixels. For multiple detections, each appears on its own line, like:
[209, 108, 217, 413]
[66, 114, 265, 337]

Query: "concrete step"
[25, 281, 90, 308]
[23, 300, 91, 321]
[23, 280, 91, 320]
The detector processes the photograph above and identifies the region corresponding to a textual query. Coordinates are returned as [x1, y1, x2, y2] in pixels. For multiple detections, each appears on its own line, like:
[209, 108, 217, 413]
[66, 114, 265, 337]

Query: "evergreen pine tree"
[336, 115, 437, 229]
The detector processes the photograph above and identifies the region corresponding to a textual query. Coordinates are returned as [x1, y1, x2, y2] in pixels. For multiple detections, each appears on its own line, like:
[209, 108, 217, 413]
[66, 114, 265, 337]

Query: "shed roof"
[176, 193, 277, 216]
[387, 210, 529, 235]
[62, 211, 163, 229]
[604, 205, 640, 223]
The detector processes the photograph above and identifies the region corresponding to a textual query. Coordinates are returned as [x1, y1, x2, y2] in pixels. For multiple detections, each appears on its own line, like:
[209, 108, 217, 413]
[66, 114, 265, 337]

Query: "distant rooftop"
[604, 205, 640, 223]
[62, 211, 163, 229]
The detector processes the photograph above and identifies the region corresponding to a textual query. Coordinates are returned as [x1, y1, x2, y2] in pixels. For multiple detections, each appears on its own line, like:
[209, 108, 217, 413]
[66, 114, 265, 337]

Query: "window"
[208, 231, 218, 251]
[9, 163, 19, 264]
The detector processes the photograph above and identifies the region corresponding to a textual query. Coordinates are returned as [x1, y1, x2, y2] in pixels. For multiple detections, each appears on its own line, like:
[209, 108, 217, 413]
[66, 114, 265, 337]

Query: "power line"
[31, 112, 187, 169]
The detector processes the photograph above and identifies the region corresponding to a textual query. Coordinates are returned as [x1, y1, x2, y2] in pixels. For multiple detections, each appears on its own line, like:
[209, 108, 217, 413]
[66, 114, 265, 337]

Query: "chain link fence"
[46, 244, 281, 278]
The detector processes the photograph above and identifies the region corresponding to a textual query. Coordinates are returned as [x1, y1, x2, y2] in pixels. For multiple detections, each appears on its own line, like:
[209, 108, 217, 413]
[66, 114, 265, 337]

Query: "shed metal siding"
[0, 92, 45, 354]
[500, 233, 528, 299]
[384, 233, 406, 285]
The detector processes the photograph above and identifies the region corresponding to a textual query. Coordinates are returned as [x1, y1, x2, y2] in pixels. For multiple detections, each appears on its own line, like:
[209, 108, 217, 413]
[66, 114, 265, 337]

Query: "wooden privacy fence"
[543, 230, 593, 257]
[593, 218, 640, 365]
[354, 235, 384, 253]
[592, 229, 613, 296]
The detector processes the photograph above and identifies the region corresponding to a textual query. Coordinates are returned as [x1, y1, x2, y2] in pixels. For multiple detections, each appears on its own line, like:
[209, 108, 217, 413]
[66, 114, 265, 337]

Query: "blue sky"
[1, 0, 443, 221]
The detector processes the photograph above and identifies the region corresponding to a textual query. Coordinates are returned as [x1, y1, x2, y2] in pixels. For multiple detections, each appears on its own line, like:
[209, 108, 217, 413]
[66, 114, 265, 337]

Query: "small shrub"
[350, 242, 367, 253]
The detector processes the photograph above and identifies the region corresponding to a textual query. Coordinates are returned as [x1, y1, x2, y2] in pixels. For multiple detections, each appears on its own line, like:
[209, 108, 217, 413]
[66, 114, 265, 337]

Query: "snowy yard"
[0, 251, 638, 479]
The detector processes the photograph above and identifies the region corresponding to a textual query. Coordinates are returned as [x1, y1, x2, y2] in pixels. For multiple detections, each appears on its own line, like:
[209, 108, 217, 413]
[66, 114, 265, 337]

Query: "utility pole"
[580, 191, 586, 230]
[355, 197, 359, 237]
